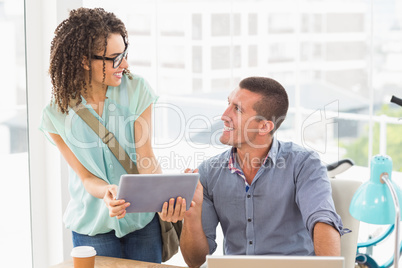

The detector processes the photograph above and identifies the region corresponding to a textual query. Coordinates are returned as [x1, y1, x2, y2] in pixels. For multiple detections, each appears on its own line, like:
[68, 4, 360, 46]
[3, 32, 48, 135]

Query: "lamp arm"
[357, 224, 394, 249]
[381, 241, 402, 268]
[382, 175, 400, 268]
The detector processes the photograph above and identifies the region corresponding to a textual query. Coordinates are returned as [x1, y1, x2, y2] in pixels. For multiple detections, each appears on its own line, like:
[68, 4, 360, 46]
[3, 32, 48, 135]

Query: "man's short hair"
[239, 77, 289, 133]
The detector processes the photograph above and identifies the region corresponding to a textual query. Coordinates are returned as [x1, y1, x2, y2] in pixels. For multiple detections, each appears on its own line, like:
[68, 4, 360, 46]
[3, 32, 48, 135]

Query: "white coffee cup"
[71, 246, 97, 268]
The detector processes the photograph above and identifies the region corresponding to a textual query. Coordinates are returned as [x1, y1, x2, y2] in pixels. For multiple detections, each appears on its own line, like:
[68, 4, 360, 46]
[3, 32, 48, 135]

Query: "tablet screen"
[116, 173, 200, 213]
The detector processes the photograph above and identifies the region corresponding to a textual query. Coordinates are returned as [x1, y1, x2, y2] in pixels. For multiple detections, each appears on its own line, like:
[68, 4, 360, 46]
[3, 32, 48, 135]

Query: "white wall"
[25, 0, 80, 266]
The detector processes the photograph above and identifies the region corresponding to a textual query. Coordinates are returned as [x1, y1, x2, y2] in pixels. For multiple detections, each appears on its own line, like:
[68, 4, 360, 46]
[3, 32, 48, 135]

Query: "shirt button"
[249, 241, 253, 245]
[247, 194, 251, 198]
[248, 218, 252, 222]
[109, 164, 113, 168]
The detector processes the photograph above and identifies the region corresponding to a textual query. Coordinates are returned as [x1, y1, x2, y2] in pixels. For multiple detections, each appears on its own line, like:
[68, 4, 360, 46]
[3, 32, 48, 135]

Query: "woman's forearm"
[81, 176, 110, 199]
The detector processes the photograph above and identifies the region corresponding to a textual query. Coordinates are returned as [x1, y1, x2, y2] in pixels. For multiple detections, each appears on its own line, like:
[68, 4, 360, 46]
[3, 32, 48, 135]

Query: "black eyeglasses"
[92, 46, 128, 69]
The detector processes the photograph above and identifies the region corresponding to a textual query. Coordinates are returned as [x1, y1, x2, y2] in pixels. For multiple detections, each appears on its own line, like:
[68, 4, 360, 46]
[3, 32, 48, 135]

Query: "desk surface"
[51, 256, 185, 268]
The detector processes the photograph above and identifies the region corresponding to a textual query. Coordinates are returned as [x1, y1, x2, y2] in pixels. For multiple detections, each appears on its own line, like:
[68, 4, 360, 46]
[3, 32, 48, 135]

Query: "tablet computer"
[116, 173, 200, 213]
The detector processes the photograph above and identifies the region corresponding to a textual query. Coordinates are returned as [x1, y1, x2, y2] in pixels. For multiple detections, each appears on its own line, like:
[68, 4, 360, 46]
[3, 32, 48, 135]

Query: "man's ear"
[82, 56, 90, 70]
[259, 120, 275, 135]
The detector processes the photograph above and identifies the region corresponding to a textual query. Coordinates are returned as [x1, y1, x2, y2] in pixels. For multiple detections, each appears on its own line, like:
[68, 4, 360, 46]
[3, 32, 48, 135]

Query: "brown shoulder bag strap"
[70, 101, 139, 174]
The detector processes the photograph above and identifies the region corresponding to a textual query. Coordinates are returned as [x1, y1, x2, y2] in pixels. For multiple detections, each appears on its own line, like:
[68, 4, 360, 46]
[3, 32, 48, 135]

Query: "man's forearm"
[180, 211, 209, 267]
[313, 222, 341, 256]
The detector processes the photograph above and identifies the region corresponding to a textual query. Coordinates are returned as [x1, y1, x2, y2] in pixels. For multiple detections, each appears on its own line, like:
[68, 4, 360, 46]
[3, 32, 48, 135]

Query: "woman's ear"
[82, 56, 90, 70]
[259, 120, 275, 135]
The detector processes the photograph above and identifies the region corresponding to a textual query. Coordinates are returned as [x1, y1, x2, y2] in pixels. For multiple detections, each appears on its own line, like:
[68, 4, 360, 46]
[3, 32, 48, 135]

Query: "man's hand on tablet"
[158, 168, 200, 223]
[159, 196, 187, 223]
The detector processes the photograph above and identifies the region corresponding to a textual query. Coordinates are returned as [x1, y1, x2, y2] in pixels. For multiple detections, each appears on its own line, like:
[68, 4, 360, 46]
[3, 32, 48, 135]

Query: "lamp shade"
[349, 154, 402, 224]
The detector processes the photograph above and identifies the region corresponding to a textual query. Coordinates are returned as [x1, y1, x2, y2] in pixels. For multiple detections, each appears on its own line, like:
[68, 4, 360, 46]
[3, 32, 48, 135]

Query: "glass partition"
[0, 0, 32, 267]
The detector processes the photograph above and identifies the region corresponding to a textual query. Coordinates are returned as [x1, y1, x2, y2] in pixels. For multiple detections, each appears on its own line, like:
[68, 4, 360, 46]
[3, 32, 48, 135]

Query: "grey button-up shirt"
[199, 137, 346, 256]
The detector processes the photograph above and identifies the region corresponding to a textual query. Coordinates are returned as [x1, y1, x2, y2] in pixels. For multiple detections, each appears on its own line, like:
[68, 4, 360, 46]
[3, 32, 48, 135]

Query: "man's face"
[220, 88, 263, 149]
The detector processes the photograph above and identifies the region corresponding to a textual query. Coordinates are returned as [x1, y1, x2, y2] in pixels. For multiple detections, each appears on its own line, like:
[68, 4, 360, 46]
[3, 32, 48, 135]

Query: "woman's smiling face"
[89, 33, 129, 90]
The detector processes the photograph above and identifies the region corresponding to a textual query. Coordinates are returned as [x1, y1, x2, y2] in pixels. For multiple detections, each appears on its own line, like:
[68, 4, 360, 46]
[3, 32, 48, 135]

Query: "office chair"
[328, 159, 362, 268]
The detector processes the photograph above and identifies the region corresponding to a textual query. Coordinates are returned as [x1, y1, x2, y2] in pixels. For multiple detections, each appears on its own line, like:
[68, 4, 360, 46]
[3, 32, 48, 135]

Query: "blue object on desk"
[350, 155, 402, 268]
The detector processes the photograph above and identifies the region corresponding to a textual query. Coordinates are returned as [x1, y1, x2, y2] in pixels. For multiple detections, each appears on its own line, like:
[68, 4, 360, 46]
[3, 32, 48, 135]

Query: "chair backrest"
[330, 178, 362, 268]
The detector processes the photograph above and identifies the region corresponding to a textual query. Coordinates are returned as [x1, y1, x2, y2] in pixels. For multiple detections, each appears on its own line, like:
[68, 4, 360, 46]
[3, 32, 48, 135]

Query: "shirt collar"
[105, 86, 112, 98]
[228, 147, 238, 172]
[80, 95, 88, 105]
[228, 136, 279, 170]
[267, 136, 279, 166]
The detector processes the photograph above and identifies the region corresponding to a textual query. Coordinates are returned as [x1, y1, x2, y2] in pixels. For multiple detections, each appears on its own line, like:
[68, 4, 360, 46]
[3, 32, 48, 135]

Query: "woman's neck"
[82, 85, 108, 104]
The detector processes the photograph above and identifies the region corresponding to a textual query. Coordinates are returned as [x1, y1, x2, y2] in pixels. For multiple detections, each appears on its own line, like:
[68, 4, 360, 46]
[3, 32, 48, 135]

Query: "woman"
[40, 7, 184, 262]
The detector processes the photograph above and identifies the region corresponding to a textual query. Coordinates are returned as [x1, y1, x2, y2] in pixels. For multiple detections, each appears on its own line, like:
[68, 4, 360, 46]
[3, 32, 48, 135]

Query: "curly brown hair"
[49, 7, 130, 114]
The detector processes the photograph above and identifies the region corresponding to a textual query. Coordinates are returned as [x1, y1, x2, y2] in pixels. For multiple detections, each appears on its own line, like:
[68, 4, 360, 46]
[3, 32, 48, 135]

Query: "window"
[248, 13, 258, 35]
[326, 13, 364, 33]
[192, 14, 202, 40]
[211, 46, 231, 69]
[248, 45, 258, 67]
[269, 13, 296, 33]
[211, 14, 230, 36]
[25, 0, 402, 266]
[0, 0, 31, 266]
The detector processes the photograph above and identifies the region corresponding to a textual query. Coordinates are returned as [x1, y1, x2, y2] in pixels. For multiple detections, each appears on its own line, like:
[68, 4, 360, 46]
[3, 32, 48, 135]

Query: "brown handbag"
[71, 101, 182, 262]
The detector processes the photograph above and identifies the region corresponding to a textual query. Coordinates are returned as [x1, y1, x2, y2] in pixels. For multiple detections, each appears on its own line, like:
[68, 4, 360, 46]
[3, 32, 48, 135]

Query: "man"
[180, 77, 346, 267]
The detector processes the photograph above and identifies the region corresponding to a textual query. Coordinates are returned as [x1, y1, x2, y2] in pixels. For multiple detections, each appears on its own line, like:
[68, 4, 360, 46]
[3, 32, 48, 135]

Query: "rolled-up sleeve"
[295, 151, 347, 239]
